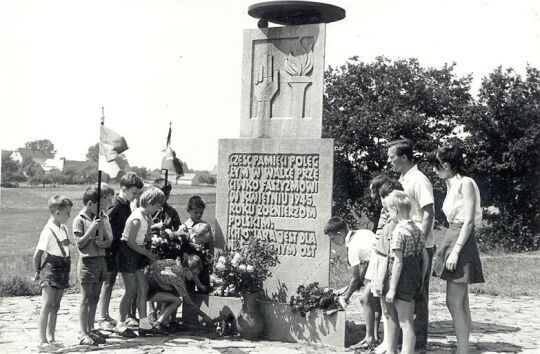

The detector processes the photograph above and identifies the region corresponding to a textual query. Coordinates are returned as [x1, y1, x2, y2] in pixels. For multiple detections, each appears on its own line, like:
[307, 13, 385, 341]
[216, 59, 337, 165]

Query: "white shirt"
[443, 175, 482, 226]
[37, 219, 70, 257]
[345, 230, 375, 267]
[399, 165, 435, 248]
[122, 208, 149, 246]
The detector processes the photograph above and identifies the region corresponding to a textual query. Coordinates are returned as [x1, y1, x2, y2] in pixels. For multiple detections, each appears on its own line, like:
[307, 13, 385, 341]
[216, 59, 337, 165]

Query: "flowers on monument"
[211, 237, 279, 296]
[202, 314, 238, 337]
[98, 125, 129, 177]
[289, 282, 341, 318]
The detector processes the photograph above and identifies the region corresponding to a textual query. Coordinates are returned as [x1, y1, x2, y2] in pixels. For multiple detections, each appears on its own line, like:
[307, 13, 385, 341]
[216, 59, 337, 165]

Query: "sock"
[116, 321, 127, 332]
[139, 317, 151, 330]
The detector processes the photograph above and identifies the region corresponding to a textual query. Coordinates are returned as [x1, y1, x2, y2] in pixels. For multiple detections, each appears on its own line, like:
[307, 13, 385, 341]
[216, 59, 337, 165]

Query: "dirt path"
[0, 290, 539, 353]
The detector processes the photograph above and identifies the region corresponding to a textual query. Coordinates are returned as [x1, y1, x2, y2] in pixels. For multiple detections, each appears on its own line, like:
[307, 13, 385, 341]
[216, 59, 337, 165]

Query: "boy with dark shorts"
[98, 172, 143, 330]
[73, 184, 114, 345]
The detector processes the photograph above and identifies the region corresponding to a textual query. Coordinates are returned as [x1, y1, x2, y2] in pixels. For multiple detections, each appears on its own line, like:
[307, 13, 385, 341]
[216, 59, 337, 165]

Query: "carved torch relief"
[284, 37, 314, 119]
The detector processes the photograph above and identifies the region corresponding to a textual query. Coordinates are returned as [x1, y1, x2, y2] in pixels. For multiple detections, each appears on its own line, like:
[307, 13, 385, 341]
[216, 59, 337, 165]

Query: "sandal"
[79, 334, 98, 346]
[126, 317, 139, 328]
[91, 329, 110, 339]
[116, 327, 137, 338]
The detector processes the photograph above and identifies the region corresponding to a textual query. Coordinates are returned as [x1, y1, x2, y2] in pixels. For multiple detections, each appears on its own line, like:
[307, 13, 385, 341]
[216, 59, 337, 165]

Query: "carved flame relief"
[284, 37, 314, 77]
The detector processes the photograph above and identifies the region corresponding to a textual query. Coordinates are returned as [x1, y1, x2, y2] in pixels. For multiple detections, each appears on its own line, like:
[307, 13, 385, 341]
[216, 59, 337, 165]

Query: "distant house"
[176, 172, 197, 185]
[63, 159, 93, 172]
[10, 148, 54, 165]
[41, 158, 65, 172]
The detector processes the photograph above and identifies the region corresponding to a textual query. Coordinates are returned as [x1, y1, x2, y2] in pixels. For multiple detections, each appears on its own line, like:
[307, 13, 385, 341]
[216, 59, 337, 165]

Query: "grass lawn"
[1, 184, 538, 298]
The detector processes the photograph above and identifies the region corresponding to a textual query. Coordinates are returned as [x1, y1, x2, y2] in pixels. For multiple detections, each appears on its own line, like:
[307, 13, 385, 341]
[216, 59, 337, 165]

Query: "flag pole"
[97, 107, 104, 221]
[161, 122, 171, 222]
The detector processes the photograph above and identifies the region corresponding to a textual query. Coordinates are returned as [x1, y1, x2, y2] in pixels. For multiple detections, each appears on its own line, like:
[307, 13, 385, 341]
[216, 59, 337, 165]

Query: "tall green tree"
[461, 66, 540, 250]
[25, 139, 56, 157]
[323, 56, 472, 226]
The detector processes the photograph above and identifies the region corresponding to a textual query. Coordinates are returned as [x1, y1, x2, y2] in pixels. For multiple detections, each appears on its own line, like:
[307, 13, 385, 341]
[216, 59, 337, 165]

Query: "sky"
[1, 0, 539, 171]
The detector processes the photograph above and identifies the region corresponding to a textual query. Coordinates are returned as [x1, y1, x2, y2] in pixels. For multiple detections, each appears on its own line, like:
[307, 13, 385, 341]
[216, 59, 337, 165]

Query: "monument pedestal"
[182, 294, 346, 347]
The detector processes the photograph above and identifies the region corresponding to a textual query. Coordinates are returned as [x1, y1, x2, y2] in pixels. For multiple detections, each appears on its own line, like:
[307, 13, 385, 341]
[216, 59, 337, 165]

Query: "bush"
[0, 181, 19, 188]
[478, 213, 540, 252]
[0, 276, 41, 297]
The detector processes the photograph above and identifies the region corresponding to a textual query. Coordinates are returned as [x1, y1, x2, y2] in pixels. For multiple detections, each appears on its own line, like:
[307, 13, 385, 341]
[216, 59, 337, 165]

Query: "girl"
[429, 144, 484, 354]
[383, 190, 429, 354]
[115, 187, 165, 337]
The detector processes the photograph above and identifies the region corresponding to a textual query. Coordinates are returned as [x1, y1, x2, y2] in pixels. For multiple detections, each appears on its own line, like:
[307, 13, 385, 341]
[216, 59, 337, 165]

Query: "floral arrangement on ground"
[289, 282, 341, 317]
[210, 237, 279, 296]
[202, 314, 238, 337]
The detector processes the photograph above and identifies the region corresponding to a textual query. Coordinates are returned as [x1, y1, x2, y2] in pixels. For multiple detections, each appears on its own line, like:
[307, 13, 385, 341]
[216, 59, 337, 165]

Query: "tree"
[86, 143, 99, 162]
[130, 166, 149, 181]
[323, 56, 472, 227]
[1, 154, 23, 183]
[25, 139, 56, 157]
[22, 156, 45, 178]
[461, 66, 540, 251]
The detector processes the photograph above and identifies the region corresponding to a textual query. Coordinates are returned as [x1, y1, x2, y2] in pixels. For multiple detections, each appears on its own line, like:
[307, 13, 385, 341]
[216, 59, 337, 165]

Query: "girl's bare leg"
[447, 282, 470, 354]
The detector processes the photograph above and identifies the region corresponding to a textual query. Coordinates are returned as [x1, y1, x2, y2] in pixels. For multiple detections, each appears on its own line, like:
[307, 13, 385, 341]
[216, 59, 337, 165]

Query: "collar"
[399, 164, 418, 182]
[78, 210, 94, 221]
[447, 173, 462, 187]
[47, 219, 66, 233]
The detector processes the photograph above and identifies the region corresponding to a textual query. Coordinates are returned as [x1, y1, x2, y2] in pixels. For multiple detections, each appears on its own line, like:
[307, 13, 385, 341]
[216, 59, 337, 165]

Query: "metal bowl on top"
[248, 1, 346, 26]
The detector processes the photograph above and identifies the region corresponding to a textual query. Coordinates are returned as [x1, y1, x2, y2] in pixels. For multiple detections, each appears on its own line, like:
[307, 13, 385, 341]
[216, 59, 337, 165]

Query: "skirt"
[40, 254, 71, 290]
[433, 223, 485, 284]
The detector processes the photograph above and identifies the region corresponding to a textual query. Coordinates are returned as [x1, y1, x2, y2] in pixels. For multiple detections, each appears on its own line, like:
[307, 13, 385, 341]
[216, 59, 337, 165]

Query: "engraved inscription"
[226, 153, 320, 258]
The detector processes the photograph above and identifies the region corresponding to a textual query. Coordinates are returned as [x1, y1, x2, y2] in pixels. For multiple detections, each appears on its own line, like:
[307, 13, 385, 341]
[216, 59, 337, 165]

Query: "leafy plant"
[211, 237, 279, 296]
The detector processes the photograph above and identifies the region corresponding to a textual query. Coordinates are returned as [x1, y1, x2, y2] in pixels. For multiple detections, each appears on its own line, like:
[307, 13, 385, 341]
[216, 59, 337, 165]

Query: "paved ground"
[0, 290, 539, 353]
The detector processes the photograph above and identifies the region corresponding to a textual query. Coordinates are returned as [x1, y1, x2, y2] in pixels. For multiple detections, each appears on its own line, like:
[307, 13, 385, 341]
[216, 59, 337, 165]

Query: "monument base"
[182, 293, 346, 347]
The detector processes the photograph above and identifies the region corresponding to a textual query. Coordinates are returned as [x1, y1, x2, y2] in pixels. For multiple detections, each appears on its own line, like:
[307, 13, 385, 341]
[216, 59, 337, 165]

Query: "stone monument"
[215, 1, 345, 302]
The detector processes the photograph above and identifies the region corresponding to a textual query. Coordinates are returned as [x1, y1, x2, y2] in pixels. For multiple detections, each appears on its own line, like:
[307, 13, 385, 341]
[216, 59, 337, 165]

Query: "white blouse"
[122, 208, 149, 246]
[442, 175, 482, 226]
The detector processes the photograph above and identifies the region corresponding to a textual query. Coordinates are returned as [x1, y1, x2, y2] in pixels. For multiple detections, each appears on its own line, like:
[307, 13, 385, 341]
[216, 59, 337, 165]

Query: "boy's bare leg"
[47, 288, 64, 342]
[79, 283, 94, 336]
[89, 281, 103, 331]
[395, 299, 415, 354]
[351, 282, 377, 348]
[38, 286, 54, 344]
[99, 270, 117, 321]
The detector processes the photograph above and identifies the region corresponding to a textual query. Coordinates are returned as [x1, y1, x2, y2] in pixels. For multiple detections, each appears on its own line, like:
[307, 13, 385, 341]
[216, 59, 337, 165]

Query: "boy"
[151, 178, 181, 235]
[383, 190, 429, 354]
[98, 172, 144, 331]
[73, 184, 114, 345]
[33, 195, 73, 350]
[178, 195, 213, 293]
[324, 217, 381, 349]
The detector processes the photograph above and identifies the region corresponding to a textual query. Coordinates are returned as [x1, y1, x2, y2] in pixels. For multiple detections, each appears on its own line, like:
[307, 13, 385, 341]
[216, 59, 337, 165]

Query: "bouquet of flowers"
[150, 230, 183, 260]
[210, 237, 279, 296]
[289, 282, 340, 317]
[203, 314, 237, 337]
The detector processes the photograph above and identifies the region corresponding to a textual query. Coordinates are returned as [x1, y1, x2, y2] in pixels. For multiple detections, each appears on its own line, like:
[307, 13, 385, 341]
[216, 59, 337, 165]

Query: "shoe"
[79, 334, 98, 346]
[138, 325, 168, 337]
[91, 329, 110, 339]
[148, 311, 157, 324]
[166, 321, 183, 333]
[115, 326, 137, 338]
[126, 317, 139, 328]
[48, 341, 64, 348]
[37, 343, 54, 352]
[88, 332, 106, 344]
[98, 319, 115, 331]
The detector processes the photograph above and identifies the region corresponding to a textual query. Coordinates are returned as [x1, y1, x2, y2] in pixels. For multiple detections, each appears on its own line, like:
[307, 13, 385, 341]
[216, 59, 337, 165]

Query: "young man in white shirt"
[387, 138, 435, 350]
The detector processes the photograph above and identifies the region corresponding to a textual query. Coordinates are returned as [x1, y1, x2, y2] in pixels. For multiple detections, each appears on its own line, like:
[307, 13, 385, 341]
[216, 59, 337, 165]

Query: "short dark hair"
[388, 138, 414, 160]
[48, 195, 73, 213]
[379, 179, 404, 198]
[82, 185, 112, 205]
[153, 178, 172, 195]
[187, 195, 206, 211]
[324, 216, 348, 235]
[120, 172, 144, 189]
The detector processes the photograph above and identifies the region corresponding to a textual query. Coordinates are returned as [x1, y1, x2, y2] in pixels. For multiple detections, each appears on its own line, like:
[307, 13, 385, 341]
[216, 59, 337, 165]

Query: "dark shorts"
[40, 255, 71, 290]
[118, 241, 146, 273]
[78, 256, 107, 284]
[386, 255, 422, 302]
[105, 248, 118, 273]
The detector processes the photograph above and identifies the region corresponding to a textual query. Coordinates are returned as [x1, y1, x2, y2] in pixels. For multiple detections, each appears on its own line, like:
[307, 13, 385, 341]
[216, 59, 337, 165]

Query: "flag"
[161, 124, 184, 176]
[99, 125, 128, 177]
